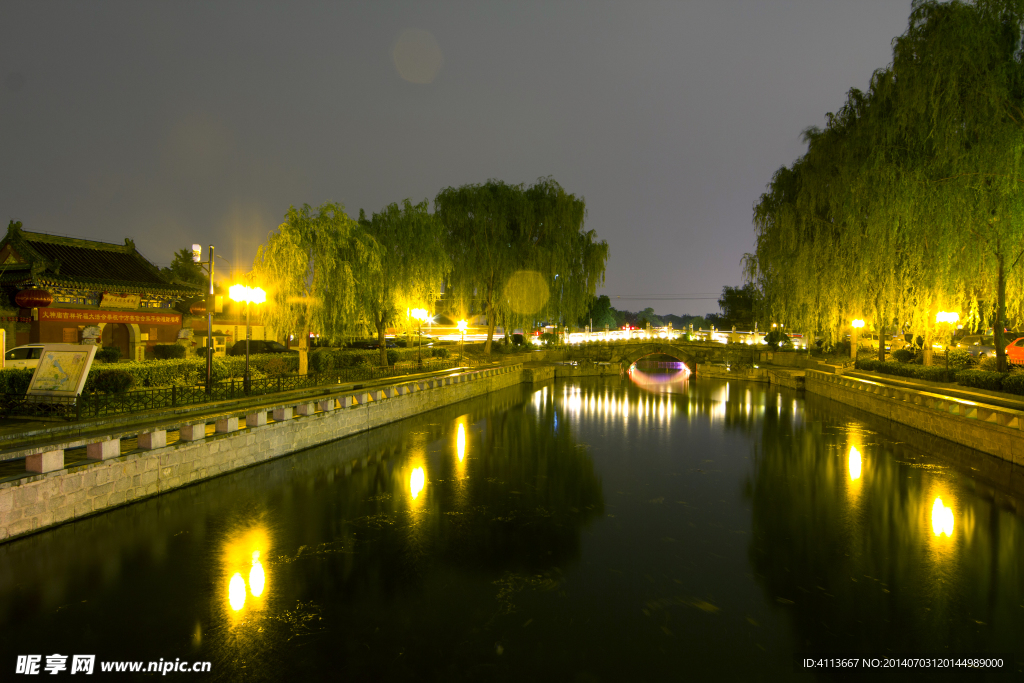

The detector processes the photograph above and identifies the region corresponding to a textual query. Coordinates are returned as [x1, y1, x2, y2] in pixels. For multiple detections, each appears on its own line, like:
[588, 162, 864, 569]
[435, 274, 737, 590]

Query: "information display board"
[26, 344, 98, 398]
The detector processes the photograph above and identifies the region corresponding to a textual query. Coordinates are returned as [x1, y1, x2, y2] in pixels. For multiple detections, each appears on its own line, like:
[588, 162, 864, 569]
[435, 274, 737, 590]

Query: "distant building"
[0, 224, 202, 358]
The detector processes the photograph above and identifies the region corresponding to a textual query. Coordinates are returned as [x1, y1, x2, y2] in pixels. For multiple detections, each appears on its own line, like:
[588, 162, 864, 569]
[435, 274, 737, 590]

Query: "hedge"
[953, 370, 1004, 391]
[854, 359, 953, 382]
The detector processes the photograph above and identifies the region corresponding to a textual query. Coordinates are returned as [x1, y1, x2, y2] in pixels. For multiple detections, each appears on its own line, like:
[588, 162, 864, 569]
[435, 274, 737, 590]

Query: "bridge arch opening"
[627, 352, 691, 391]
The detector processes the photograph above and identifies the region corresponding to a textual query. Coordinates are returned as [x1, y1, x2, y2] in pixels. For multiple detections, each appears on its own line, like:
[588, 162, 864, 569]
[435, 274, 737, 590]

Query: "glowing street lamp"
[457, 319, 468, 364]
[850, 319, 865, 359]
[229, 284, 267, 393]
[411, 308, 429, 368]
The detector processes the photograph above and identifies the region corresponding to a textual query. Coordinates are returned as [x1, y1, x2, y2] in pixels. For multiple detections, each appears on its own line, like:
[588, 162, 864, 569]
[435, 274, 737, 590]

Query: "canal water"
[1, 373, 1022, 681]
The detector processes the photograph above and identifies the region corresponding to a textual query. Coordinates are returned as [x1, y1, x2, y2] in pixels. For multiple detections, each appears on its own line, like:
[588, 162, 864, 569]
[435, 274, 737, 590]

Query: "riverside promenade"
[0, 360, 621, 544]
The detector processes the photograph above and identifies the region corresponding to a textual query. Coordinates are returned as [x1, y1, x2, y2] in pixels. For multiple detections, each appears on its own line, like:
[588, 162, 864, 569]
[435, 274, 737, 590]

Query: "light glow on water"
[410, 467, 426, 499]
[848, 446, 862, 481]
[228, 573, 246, 611]
[932, 497, 954, 537]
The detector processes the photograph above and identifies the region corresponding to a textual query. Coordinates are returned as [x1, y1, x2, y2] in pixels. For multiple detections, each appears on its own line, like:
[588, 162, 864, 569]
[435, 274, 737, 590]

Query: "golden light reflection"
[220, 523, 271, 621]
[249, 551, 265, 598]
[932, 497, 954, 537]
[456, 423, 466, 462]
[228, 573, 246, 611]
[848, 446, 862, 481]
[410, 467, 425, 499]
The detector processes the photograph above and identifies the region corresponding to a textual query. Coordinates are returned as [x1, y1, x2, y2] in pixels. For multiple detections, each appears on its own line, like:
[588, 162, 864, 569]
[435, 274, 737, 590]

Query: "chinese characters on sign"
[16, 654, 95, 675]
[99, 291, 141, 309]
[39, 309, 181, 325]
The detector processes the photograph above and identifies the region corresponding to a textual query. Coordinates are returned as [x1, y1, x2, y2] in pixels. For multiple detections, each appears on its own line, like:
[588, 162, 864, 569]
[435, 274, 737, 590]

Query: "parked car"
[967, 336, 997, 360]
[1005, 336, 1024, 365]
[347, 339, 396, 350]
[392, 333, 435, 348]
[954, 334, 983, 350]
[3, 344, 45, 369]
[226, 340, 295, 356]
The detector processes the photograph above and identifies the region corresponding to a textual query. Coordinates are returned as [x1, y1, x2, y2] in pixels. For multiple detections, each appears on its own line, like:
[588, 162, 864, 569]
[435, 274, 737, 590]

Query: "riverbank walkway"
[0, 362, 497, 485]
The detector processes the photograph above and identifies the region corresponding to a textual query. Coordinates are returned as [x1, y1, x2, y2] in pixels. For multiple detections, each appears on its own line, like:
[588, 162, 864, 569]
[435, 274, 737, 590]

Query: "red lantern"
[189, 301, 206, 315]
[15, 288, 53, 308]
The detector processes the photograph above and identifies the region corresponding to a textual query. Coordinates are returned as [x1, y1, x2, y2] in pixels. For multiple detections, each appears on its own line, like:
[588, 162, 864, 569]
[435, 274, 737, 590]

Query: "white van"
[4, 344, 46, 369]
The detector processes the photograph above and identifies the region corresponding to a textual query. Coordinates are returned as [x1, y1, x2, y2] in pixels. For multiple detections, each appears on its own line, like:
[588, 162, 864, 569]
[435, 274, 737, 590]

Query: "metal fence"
[0, 359, 460, 421]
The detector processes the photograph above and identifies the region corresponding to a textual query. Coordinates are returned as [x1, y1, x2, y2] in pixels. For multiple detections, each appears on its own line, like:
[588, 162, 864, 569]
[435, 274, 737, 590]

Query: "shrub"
[831, 340, 851, 356]
[892, 348, 915, 363]
[263, 357, 287, 376]
[854, 359, 952, 382]
[979, 356, 999, 372]
[539, 332, 558, 345]
[946, 348, 972, 371]
[956, 370, 1005, 391]
[431, 347, 450, 359]
[0, 368, 34, 394]
[95, 346, 121, 363]
[386, 349, 399, 366]
[309, 348, 336, 374]
[1000, 372, 1024, 395]
[92, 369, 135, 394]
[152, 344, 186, 360]
[764, 330, 789, 349]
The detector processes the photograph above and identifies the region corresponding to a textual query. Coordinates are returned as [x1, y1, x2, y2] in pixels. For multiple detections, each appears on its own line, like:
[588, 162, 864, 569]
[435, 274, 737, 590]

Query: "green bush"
[955, 369, 1004, 391]
[386, 349, 399, 366]
[979, 356, 999, 372]
[92, 369, 135, 394]
[309, 348, 336, 374]
[764, 330, 789, 349]
[946, 348, 972, 371]
[0, 368, 34, 394]
[431, 347, 450, 359]
[152, 344, 186, 360]
[1000, 372, 1024, 395]
[539, 332, 558, 345]
[854, 359, 952, 382]
[892, 348, 915, 363]
[95, 346, 121, 363]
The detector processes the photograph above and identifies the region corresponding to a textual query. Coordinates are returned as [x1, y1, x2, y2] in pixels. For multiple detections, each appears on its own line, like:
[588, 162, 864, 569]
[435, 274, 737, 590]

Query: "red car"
[1005, 337, 1024, 365]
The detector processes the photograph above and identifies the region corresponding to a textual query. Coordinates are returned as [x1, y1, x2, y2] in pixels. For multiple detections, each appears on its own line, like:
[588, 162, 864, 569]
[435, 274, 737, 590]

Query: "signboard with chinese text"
[99, 292, 141, 309]
[39, 308, 181, 326]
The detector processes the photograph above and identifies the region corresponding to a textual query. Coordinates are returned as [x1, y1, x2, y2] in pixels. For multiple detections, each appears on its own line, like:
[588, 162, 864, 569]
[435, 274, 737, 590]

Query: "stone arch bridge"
[566, 341, 759, 374]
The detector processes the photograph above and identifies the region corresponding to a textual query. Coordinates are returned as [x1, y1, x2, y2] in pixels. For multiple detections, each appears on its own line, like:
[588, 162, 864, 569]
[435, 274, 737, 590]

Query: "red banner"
[39, 308, 182, 325]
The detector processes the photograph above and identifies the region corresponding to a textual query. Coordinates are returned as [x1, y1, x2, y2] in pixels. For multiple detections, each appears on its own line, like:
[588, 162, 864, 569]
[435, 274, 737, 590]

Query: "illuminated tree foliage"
[436, 177, 608, 353]
[356, 200, 450, 366]
[748, 0, 1024, 369]
[253, 203, 378, 374]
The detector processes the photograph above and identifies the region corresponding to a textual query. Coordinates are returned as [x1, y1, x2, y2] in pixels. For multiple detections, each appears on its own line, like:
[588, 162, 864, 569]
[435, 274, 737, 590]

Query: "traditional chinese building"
[0, 223, 202, 358]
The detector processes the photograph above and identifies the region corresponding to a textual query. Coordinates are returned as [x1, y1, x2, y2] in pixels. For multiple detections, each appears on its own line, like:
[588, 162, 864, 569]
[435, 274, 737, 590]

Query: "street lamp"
[191, 244, 216, 393]
[457, 319, 468, 364]
[229, 284, 267, 392]
[936, 311, 959, 372]
[850, 319, 865, 360]
[411, 308, 429, 368]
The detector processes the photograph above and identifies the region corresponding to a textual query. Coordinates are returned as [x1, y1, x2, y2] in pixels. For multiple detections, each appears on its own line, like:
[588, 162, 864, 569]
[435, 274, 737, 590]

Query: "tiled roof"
[1, 229, 201, 297]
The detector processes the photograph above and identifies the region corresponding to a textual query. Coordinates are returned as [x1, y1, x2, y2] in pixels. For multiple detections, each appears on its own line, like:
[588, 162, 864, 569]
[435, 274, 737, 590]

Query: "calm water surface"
[1, 373, 1022, 681]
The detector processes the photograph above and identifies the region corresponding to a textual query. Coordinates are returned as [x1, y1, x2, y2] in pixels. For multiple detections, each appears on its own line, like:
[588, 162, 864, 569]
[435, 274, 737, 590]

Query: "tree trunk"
[298, 328, 309, 375]
[996, 253, 1007, 373]
[923, 332, 932, 367]
[484, 299, 495, 355]
[376, 315, 387, 367]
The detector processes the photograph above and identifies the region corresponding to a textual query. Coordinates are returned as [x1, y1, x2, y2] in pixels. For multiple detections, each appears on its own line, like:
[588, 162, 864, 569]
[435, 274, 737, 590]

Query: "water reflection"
[747, 394, 1024, 658]
[220, 522, 271, 623]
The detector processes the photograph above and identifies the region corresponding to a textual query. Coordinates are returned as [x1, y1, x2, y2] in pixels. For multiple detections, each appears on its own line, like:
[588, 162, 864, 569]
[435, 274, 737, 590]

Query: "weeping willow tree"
[355, 199, 450, 366]
[253, 202, 378, 374]
[437, 177, 608, 354]
[748, 0, 1024, 369]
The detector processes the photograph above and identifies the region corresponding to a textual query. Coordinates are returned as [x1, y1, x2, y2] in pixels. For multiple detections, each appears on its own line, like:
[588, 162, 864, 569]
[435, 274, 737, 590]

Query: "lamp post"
[229, 284, 266, 393]
[851, 319, 865, 360]
[936, 311, 959, 372]
[411, 308, 429, 368]
[192, 244, 216, 394]
[457, 319, 467, 364]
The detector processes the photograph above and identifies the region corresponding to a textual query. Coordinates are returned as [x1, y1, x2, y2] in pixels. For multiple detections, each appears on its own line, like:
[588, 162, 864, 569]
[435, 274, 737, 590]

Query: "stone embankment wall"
[805, 370, 1024, 466]
[0, 366, 523, 543]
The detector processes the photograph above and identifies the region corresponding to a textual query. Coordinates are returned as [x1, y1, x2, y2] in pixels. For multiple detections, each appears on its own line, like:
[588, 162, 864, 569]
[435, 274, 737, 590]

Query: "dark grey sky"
[1, 0, 913, 316]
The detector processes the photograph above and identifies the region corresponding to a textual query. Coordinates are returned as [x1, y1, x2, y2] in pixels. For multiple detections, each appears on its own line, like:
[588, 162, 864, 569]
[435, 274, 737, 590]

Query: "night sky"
[1, 1, 913, 315]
